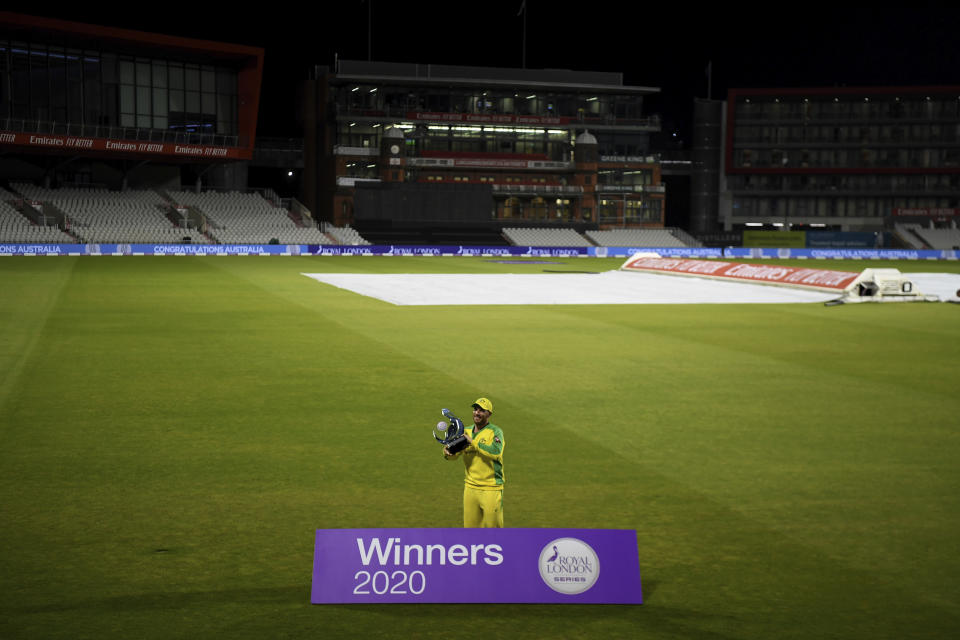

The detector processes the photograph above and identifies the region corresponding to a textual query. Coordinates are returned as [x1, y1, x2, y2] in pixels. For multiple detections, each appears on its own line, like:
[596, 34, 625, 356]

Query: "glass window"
[0, 37, 247, 135]
[82, 52, 100, 119]
[169, 89, 184, 113]
[30, 49, 50, 112]
[64, 48, 82, 80]
[169, 64, 183, 89]
[119, 59, 135, 84]
[120, 85, 134, 114]
[50, 54, 67, 109]
[185, 65, 200, 91]
[101, 84, 117, 125]
[201, 66, 215, 92]
[152, 61, 167, 88]
[217, 94, 235, 130]
[137, 86, 150, 115]
[425, 92, 449, 112]
[216, 69, 235, 94]
[98, 52, 116, 84]
[153, 88, 168, 116]
[136, 61, 150, 86]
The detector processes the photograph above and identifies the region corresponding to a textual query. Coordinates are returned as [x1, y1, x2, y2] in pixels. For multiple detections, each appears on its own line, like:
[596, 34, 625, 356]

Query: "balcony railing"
[599, 155, 659, 163]
[336, 177, 381, 187]
[1, 118, 240, 148]
[735, 112, 960, 124]
[333, 145, 378, 156]
[491, 184, 583, 195]
[596, 184, 665, 194]
[333, 104, 661, 129]
[406, 156, 571, 170]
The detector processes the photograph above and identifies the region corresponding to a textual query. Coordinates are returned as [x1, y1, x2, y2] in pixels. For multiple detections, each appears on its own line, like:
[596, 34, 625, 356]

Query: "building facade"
[0, 11, 263, 189]
[302, 60, 664, 234]
[720, 86, 960, 232]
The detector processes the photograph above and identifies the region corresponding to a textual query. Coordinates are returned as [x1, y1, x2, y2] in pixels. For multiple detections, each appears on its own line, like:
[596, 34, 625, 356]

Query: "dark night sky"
[7, 4, 960, 143]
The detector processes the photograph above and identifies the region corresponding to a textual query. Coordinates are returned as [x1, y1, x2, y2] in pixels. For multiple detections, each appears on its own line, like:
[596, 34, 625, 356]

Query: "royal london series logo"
[537, 537, 600, 595]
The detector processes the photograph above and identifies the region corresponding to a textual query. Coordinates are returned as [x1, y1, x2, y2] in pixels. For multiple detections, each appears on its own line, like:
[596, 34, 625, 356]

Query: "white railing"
[336, 177, 381, 187]
[1, 118, 240, 147]
[405, 157, 571, 170]
[333, 146, 378, 156]
[491, 184, 583, 195]
[596, 184, 665, 194]
[599, 155, 659, 163]
[290, 198, 313, 222]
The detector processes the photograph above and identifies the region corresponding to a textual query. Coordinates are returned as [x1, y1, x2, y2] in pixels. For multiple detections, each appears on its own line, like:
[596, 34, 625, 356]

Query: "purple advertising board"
[311, 528, 642, 604]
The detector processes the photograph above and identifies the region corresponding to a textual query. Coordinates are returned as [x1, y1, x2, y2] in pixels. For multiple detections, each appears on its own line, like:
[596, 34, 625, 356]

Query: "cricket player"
[443, 397, 504, 528]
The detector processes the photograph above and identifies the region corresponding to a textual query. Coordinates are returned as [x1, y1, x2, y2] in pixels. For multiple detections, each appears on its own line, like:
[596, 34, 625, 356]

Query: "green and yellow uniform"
[445, 422, 504, 528]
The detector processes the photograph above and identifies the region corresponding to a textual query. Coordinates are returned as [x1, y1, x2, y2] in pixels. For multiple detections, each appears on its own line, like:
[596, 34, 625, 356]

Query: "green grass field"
[2, 255, 958, 639]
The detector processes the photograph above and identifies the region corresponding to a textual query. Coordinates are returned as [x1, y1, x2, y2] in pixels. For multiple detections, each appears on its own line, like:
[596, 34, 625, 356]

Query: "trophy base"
[445, 434, 470, 454]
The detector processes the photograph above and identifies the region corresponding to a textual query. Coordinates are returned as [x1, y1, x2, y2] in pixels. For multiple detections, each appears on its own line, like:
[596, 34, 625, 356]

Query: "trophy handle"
[438, 408, 466, 449]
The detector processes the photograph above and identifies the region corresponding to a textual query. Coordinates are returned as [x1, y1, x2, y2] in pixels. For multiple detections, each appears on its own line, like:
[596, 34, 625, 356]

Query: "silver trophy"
[434, 408, 469, 454]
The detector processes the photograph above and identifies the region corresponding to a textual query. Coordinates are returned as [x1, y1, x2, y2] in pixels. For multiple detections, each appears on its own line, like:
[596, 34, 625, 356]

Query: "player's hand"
[443, 446, 452, 457]
[464, 431, 474, 445]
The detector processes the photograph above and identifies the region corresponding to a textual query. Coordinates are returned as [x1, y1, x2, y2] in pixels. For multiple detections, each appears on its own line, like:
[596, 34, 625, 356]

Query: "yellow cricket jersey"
[445, 423, 504, 489]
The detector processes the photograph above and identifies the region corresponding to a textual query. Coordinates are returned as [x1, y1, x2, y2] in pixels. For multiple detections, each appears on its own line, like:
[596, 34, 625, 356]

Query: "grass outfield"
[1, 255, 958, 639]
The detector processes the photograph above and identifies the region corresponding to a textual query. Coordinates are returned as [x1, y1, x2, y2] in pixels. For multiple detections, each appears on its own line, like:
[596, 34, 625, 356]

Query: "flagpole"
[706, 60, 712, 99]
[518, 1, 527, 68]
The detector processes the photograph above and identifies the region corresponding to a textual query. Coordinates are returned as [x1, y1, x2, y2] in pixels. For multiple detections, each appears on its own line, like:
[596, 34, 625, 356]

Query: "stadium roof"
[334, 60, 659, 95]
[0, 12, 262, 63]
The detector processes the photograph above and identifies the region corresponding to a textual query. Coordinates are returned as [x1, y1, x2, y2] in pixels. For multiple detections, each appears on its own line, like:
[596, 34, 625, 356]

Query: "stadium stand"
[0, 184, 375, 246]
[502, 227, 592, 247]
[0, 186, 75, 243]
[322, 223, 371, 245]
[669, 228, 704, 247]
[10, 183, 208, 244]
[913, 226, 960, 250]
[585, 228, 696, 247]
[893, 223, 931, 250]
[165, 190, 329, 245]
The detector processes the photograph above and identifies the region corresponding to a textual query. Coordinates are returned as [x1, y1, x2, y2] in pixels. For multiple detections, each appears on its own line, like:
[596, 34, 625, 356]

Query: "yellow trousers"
[463, 485, 503, 528]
